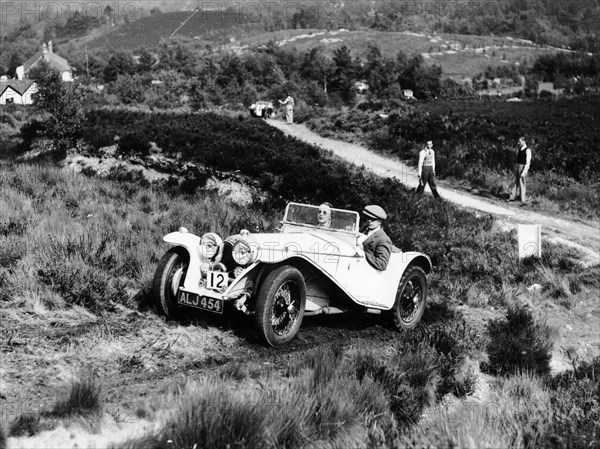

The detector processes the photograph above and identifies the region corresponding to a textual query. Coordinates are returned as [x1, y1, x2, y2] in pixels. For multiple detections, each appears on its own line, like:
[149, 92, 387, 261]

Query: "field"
[1, 107, 599, 447]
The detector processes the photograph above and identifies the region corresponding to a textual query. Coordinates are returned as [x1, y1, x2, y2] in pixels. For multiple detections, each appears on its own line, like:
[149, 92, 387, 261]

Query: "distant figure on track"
[506, 136, 532, 204]
[279, 95, 294, 124]
[417, 140, 440, 199]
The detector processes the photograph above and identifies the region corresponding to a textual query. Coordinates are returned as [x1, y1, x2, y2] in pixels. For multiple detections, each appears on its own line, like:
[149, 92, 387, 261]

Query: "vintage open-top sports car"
[152, 203, 432, 346]
[248, 101, 274, 118]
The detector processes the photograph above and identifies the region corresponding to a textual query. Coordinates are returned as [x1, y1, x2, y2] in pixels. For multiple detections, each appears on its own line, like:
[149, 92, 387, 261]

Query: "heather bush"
[484, 303, 554, 376]
[401, 372, 551, 448]
[543, 356, 600, 449]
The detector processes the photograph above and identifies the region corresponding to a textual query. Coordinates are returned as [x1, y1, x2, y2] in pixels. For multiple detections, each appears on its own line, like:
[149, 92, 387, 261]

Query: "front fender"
[163, 231, 202, 292]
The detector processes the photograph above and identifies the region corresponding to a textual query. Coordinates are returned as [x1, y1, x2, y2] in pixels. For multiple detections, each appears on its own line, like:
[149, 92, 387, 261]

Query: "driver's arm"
[365, 241, 392, 271]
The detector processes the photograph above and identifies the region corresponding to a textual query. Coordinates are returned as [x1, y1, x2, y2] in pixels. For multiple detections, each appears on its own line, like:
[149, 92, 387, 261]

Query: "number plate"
[206, 271, 229, 291]
[179, 292, 223, 314]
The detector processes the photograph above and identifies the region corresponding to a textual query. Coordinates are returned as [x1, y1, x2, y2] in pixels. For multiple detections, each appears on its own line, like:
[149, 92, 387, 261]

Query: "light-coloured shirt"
[280, 96, 294, 107]
[418, 148, 435, 177]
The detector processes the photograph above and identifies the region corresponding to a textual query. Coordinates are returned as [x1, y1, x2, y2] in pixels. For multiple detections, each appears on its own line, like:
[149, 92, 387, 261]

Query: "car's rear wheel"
[255, 266, 306, 347]
[391, 266, 427, 330]
[152, 248, 188, 319]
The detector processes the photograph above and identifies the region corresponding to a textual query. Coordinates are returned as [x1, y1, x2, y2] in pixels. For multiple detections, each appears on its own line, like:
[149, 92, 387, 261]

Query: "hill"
[229, 29, 575, 79]
[86, 9, 263, 50]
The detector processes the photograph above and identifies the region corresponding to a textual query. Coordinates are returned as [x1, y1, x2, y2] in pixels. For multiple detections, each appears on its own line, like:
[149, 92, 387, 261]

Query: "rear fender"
[402, 253, 433, 280]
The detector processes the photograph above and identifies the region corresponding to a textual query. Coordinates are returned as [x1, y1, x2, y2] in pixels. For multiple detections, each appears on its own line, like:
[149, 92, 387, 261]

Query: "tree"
[33, 68, 83, 149]
[103, 51, 135, 83]
[330, 45, 356, 102]
[523, 75, 539, 98]
[400, 56, 443, 99]
[110, 74, 145, 104]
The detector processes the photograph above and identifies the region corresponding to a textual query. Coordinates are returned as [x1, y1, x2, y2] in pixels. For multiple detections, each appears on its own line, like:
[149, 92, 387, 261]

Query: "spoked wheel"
[152, 248, 189, 319]
[391, 266, 427, 330]
[255, 266, 306, 347]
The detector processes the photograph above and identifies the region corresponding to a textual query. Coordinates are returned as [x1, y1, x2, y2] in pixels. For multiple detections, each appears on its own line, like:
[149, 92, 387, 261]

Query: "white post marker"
[518, 224, 542, 259]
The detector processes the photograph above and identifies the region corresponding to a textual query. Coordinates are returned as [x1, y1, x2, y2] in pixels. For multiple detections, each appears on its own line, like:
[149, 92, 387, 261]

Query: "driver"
[316, 202, 333, 228]
[357, 205, 392, 271]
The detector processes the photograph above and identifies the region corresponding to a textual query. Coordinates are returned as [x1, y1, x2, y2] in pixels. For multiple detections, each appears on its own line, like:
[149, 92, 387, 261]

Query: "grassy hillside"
[1, 107, 599, 446]
[86, 10, 263, 50]
[236, 29, 572, 79]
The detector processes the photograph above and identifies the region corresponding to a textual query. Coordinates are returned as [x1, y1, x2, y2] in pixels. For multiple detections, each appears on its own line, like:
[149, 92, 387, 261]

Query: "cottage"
[402, 89, 414, 100]
[16, 41, 74, 82]
[0, 79, 38, 105]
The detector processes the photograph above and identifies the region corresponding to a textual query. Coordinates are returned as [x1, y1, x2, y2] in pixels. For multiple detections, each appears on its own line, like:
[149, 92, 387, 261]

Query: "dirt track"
[267, 119, 600, 266]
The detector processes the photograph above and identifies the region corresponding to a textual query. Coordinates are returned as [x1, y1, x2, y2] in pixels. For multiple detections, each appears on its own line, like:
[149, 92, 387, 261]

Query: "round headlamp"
[232, 239, 257, 266]
[200, 233, 223, 261]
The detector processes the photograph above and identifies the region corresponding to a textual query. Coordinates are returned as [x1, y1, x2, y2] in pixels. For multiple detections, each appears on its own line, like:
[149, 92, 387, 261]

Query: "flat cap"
[363, 205, 387, 220]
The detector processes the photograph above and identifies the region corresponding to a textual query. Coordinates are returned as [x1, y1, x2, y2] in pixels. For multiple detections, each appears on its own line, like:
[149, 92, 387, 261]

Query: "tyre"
[152, 248, 189, 319]
[263, 109, 272, 119]
[255, 266, 306, 347]
[391, 266, 427, 330]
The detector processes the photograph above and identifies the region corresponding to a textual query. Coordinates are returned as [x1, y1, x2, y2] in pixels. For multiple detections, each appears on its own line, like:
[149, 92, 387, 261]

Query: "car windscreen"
[283, 203, 359, 233]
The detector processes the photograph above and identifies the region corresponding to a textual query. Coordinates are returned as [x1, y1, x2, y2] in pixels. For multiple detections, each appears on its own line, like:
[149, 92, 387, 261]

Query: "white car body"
[154, 203, 432, 346]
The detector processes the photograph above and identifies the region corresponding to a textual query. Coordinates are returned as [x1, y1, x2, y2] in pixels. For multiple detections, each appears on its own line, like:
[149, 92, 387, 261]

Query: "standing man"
[279, 94, 294, 124]
[506, 136, 532, 204]
[417, 140, 440, 199]
[357, 205, 393, 271]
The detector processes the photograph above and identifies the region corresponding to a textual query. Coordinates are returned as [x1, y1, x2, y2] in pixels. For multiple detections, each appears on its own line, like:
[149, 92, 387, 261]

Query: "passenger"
[357, 205, 393, 271]
[316, 202, 333, 228]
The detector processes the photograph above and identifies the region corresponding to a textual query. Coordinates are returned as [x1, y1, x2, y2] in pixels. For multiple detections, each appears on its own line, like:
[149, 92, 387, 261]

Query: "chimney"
[42, 42, 49, 62]
[48, 41, 53, 53]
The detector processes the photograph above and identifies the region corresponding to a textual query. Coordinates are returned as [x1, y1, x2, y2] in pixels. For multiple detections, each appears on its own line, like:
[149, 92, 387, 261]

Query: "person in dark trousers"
[357, 205, 393, 271]
[506, 136, 532, 204]
[417, 140, 440, 198]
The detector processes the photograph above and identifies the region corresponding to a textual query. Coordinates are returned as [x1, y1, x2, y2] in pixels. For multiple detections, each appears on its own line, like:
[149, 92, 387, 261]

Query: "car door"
[337, 253, 403, 309]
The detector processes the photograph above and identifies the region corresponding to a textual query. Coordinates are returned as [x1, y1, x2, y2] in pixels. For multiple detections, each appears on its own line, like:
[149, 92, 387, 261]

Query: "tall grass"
[50, 376, 102, 418]
[118, 343, 443, 448]
[0, 163, 279, 313]
[401, 372, 552, 448]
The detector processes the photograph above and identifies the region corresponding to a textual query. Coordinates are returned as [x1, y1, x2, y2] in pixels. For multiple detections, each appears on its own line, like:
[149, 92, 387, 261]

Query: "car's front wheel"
[391, 266, 427, 330]
[255, 266, 306, 347]
[152, 248, 189, 319]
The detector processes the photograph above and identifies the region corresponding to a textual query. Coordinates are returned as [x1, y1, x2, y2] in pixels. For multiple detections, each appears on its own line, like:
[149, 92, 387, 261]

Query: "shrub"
[424, 321, 484, 398]
[50, 376, 102, 418]
[353, 342, 439, 428]
[117, 132, 152, 157]
[484, 303, 554, 376]
[160, 380, 269, 449]
[8, 414, 42, 437]
[543, 356, 600, 449]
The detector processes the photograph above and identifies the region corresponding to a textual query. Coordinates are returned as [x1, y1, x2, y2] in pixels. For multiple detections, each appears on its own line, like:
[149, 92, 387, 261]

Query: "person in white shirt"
[417, 140, 440, 199]
[279, 95, 295, 124]
[506, 136, 532, 204]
